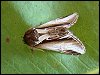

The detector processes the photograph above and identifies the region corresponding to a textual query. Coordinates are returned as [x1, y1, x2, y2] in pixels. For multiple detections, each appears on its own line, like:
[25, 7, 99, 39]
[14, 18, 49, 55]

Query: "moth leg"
[29, 46, 45, 53]
[37, 49, 45, 52]
[29, 46, 36, 51]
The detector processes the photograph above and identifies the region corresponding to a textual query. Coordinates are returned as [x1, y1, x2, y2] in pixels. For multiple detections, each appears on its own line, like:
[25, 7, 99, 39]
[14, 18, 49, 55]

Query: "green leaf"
[1, 1, 99, 74]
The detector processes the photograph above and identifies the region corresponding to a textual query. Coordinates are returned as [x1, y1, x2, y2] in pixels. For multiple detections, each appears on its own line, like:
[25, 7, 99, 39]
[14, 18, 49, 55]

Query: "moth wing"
[35, 30, 85, 55]
[37, 12, 79, 29]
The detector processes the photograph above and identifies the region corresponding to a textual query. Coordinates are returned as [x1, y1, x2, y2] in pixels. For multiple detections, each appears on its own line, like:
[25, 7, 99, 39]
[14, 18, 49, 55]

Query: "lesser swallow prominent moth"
[23, 13, 86, 55]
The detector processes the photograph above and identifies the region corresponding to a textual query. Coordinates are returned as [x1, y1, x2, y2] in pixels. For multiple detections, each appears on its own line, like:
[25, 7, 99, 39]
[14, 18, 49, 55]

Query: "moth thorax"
[48, 27, 67, 39]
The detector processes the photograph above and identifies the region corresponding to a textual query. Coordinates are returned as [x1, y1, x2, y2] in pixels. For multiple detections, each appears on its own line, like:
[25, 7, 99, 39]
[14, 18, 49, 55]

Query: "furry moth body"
[23, 13, 86, 55]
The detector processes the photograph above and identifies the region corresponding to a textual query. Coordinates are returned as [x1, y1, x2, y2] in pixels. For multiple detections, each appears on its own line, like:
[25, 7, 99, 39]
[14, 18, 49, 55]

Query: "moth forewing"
[35, 31, 85, 55]
[37, 12, 79, 28]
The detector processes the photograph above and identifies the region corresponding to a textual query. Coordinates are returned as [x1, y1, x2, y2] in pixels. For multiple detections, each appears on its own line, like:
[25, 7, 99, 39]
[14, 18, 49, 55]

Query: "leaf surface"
[1, 1, 99, 74]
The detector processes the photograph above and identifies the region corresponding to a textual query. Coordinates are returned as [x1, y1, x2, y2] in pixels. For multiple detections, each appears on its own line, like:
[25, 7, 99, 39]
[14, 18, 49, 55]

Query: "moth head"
[23, 28, 39, 46]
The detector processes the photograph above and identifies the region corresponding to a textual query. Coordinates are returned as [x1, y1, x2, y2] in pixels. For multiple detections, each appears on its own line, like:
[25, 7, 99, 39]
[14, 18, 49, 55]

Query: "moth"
[23, 12, 86, 55]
